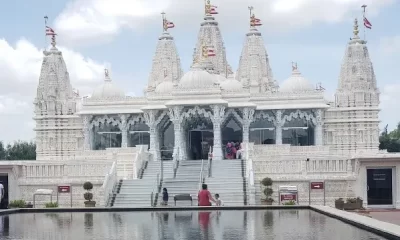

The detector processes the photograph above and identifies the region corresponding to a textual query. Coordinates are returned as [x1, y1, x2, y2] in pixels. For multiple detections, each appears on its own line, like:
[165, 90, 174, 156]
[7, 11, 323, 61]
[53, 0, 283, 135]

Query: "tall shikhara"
[34, 34, 82, 160]
[237, 8, 275, 93]
[147, 13, 183, 92]
[192, 0, 232, 76]
[325, 18, 380, 154]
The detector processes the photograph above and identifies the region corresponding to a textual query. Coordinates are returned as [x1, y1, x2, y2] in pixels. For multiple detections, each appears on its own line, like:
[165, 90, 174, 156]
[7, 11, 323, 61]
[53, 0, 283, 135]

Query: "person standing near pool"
[198, 184, 216, 206]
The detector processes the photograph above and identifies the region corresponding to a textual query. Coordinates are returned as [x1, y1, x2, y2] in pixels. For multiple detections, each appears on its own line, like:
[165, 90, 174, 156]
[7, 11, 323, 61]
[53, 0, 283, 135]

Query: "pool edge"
[310, 205, 400, 240]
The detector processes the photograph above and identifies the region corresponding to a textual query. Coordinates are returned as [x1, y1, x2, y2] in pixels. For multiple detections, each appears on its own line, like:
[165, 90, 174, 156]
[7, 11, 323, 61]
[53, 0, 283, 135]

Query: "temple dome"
[155, 81, 174, 93]
[280, 68, 314, 92]
[220, 76, 243, 92]
[91, 71, 125, 99]
[179, 63, 216, 89]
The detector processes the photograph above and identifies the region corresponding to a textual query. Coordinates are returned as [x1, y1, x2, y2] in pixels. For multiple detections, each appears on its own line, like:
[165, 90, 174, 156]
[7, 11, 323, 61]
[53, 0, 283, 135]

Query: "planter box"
[343, 201, 362, 210]
[84, 201, 96, 208]
[335, 201, 344, 210]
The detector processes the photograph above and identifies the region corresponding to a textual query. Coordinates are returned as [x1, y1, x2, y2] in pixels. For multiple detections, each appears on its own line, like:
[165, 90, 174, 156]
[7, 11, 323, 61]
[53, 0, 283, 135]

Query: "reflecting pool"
[0, 210, 387, 240]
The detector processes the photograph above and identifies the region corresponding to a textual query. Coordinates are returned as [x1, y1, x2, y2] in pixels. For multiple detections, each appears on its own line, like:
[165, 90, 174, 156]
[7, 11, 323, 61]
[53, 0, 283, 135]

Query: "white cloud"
[379, 36, 400, 55]
[0, 38, 105, 142]
[54, 0, 394, 45]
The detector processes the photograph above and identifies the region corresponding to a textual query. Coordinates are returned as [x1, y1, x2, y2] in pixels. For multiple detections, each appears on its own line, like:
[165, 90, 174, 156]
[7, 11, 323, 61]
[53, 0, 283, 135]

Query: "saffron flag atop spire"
[363, 17, 372, 29]
[250, 14, 262, 27]
[205, 0, 218, 15]
[361, 4, 372, 29]
[45, 26, 56, 36]
[207, 46, 216, 56]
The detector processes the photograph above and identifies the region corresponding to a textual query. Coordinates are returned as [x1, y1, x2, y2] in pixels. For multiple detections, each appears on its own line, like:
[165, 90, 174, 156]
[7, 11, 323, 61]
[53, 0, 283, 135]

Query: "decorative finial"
[353, 18, 359, 38]
[291, 62, 298, 71]
[105, 69, 109, 77]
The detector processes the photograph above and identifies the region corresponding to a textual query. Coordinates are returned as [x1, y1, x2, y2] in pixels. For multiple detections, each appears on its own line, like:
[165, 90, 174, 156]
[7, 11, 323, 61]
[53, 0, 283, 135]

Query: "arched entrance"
[250, 112, 276, 145]
[221, 111, 243, 159]
[91, 116, 122, 150]
[181, 107, 214, 160]
[282, 110, 315, 146]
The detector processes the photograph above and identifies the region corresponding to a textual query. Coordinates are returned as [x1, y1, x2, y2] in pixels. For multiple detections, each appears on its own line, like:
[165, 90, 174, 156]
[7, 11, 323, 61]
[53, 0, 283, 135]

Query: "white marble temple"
[1, 9, 400, 208]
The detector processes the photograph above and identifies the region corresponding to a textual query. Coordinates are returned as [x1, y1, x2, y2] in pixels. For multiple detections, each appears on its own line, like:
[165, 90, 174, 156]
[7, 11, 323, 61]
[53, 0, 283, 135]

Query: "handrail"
[101, 161, 117, 206]
[198, 159, 204, 190]
[207, 146, 212, 178]
[151, 173, 160, 207]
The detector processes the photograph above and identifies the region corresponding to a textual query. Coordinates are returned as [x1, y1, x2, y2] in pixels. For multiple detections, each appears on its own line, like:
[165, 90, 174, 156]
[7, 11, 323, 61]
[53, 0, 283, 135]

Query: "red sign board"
[58, 186, 71, 193]
[280, 194, 297, 201]
[310, 182, 324, 190]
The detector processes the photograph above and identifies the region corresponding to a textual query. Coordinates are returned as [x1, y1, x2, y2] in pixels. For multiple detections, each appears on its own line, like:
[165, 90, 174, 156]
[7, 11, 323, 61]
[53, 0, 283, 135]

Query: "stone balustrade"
[19, 161, 112, 178]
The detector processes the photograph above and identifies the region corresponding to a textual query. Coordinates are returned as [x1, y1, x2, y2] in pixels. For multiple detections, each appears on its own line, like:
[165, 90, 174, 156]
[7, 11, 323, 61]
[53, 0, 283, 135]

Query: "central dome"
[179, 63, 216, 89]
[280, 67, 314, 92]
[91, 70, 125, 99]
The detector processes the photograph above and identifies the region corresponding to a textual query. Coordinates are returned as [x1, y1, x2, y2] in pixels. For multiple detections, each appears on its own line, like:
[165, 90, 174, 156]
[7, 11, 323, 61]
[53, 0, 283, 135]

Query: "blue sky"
[0, 0, 399, 142]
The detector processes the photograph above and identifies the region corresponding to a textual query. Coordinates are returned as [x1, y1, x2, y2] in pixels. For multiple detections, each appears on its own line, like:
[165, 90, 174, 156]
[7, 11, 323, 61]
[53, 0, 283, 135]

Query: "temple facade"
[6, 5, 395, 209]
[34, 16, 380, 162]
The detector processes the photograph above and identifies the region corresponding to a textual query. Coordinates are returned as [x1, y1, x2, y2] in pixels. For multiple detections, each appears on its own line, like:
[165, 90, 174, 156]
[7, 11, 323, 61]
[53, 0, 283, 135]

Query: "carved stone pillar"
[242, 108, 255, 144]
[144, 110, 159, 160]
[83, 115, 91, 151]
[212, 105, 225, 160]
[119, 114, 129, 148]
[314, 109, 324, 146]
[168, 106, 183, 162]
[275, 110, 283, 145]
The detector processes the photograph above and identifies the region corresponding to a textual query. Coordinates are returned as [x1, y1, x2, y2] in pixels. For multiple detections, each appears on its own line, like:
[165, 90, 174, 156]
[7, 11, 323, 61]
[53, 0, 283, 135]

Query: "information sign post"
[56, 184, 72, 207]
[309, 181, 325, 206]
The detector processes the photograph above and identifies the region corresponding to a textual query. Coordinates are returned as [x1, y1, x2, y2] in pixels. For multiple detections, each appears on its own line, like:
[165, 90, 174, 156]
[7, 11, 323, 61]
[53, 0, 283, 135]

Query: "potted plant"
[344, 197, 362, 210]
[45, 202, 59, 208]
[283, 200, 296, 205]
[83, 181, 96, 207]
[335, 198, 344, 210]
[261, 177, 274, 205]
[8, 200, 26, 209]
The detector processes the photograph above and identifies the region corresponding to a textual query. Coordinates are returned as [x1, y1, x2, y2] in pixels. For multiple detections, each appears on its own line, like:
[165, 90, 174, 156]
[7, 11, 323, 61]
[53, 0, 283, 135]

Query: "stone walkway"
[352, 209, 400, 226]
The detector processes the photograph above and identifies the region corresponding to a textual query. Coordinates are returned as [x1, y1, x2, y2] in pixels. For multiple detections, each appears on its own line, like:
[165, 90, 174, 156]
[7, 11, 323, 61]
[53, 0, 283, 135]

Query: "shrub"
[261, 177, 273, 186]
[283, 200, 296, 205]
[84, 192, 93, 201]
[263, 188, 273, 196]
[83, 182, 93, 191]
[8, 200, 26, 208]
[45, 202, 59, 208]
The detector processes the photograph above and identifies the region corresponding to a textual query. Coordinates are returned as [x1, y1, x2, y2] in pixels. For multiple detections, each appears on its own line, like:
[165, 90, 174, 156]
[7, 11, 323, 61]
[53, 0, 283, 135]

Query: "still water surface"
[0, 210, 387, 240]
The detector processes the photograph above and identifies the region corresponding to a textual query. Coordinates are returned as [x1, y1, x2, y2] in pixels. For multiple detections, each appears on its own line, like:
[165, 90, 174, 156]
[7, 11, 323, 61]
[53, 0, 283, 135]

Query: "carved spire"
[192, 0, 232, 76]
[237, 7, 274, 93]
[147, 13, 182, 92]
[34, 34, 75, 116]
[335, 18, 379, 108]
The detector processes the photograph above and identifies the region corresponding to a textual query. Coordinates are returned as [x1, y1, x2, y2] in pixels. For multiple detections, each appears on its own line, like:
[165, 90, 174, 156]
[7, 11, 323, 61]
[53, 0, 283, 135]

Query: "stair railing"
[244, 142, 256, 205]
[198, 159, 204, 190]
[151, 173, 160, 207]
[207, 146, 212, 178]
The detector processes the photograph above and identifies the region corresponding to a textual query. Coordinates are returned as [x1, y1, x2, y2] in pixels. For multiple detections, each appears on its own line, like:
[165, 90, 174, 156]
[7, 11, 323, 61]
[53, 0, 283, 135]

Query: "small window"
[352, 66, 357, 73]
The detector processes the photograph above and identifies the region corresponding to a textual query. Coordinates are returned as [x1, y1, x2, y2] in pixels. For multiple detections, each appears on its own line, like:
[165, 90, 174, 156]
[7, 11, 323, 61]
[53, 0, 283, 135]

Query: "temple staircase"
[205, 159, 247, 206]
[112, 160, 173, 207]
[159, 160, 205, 206]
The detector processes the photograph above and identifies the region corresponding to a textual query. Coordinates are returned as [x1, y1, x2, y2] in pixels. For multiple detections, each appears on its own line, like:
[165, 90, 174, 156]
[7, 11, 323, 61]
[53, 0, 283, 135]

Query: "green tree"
[379, 123, 400, 153]
[3, 141, 36, 160]
[0, 141, 6, 160]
